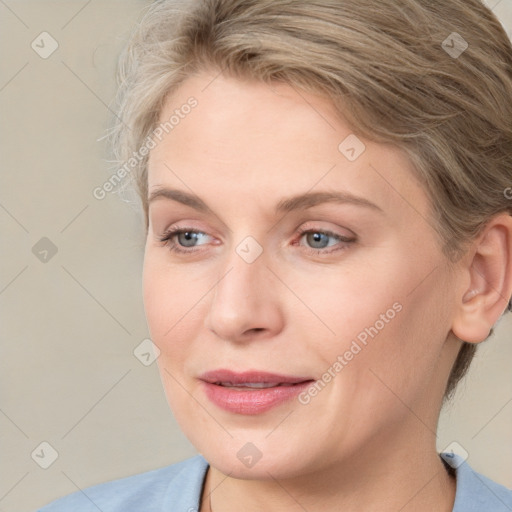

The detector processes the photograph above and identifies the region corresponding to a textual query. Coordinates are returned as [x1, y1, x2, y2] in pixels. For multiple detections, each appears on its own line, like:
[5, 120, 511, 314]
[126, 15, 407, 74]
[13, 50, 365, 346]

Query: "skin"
[143, 70, 512, 512]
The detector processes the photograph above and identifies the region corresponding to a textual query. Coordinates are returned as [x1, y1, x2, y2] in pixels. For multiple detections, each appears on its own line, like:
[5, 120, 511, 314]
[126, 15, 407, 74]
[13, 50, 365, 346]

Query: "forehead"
[147, 71, 430, 222]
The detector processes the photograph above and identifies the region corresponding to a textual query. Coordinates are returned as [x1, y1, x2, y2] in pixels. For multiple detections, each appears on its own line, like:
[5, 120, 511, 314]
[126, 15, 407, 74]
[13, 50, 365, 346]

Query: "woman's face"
[143, 71, 462, 478]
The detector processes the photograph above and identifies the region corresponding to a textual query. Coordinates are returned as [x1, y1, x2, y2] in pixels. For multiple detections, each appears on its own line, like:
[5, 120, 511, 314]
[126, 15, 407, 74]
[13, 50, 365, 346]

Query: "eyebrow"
[147, 187, 383, 215]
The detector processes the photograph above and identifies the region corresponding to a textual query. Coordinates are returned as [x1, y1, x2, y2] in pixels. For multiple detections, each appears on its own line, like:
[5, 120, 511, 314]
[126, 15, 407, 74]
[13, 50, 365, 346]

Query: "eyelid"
[158, 222, 357, 256]
[293, 226, 356, 256]
[296, 221, 356, 240]
[158, 225, 214, 252]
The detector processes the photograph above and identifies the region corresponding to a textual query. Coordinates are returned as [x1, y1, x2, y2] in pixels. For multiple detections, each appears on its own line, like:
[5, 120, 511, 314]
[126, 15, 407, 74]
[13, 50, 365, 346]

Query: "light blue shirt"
[37, 453, 512, 511]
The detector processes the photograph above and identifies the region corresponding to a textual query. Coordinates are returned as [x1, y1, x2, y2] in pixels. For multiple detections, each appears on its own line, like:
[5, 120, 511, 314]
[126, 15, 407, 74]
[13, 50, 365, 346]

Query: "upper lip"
[199, 369, 314, 385]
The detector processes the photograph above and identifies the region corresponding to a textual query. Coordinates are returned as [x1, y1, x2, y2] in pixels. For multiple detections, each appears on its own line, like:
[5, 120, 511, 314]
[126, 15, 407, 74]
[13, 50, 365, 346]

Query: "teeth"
[218, 382, 283, 389]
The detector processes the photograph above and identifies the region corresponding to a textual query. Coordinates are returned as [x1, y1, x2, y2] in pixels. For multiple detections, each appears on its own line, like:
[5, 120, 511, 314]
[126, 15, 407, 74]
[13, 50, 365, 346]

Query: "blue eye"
[296, 228, 355, 255]
[159, 227, 211, 254]
[302, 231, 336, 249]
[159, 226, 356, 256]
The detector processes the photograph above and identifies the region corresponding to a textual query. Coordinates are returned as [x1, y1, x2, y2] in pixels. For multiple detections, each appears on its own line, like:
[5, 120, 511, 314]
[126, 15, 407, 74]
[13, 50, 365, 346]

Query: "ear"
[451, 213, 512, 343]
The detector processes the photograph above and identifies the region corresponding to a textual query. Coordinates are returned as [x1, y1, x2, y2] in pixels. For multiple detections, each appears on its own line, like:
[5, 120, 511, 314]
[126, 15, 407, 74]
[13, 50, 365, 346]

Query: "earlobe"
[451, 213, 512, 344]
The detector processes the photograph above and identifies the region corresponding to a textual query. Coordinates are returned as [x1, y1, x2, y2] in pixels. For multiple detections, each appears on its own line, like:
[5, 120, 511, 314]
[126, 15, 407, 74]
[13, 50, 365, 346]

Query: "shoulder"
[36, 455, 209, 512]
[446, 453, 512, 512]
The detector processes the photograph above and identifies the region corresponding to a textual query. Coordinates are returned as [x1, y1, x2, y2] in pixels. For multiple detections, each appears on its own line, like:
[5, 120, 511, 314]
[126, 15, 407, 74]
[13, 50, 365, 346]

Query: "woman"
[38, 0, 512, 510]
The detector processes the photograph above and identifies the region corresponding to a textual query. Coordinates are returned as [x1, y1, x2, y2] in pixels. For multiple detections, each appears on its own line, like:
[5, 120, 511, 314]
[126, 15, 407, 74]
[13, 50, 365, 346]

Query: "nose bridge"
[205, 237, 281, 340]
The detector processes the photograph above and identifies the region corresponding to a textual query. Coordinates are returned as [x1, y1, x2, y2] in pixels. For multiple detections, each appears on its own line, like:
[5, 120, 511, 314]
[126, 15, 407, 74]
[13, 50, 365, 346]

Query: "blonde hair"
[107, 0, 512, 399]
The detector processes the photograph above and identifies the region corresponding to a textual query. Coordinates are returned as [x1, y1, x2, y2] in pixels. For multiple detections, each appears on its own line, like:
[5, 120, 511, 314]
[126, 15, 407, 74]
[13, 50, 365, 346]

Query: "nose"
[204, 243, 284, 343]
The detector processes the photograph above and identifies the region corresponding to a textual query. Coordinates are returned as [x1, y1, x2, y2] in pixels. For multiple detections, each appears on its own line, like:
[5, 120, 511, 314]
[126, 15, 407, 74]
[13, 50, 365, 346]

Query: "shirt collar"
[448, 453, 512, 511]
[170, 453, 511, 512]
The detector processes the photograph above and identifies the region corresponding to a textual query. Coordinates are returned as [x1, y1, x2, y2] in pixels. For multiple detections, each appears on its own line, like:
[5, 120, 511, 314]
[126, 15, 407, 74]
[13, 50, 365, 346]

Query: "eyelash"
[158, 225, 356, 256]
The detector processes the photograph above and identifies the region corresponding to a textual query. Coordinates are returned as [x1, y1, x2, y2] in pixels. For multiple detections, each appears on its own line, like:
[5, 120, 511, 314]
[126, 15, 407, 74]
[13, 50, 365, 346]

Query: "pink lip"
[199, 369, 314, 415]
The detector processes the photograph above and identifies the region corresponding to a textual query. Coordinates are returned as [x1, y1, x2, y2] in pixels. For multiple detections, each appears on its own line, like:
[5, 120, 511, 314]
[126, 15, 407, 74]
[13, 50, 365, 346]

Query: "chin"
[196, 436, 321, 481]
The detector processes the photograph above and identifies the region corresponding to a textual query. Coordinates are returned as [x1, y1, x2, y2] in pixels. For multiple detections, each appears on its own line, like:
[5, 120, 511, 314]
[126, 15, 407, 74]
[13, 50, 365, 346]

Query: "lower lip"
[201, 381, 313, 415]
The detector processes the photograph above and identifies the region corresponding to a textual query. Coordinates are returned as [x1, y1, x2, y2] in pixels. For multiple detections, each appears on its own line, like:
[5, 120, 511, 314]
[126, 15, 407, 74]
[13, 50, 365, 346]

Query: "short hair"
[107, 0, 512, 400]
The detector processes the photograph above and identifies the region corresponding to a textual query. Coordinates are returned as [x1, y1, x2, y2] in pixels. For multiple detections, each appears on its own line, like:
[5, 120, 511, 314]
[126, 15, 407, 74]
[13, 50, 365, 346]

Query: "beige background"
[0, 1, 511, 511]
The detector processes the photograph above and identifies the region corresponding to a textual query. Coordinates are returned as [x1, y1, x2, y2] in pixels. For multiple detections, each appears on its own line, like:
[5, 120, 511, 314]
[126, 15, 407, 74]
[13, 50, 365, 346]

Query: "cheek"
[303, 251, 450, 387]
[142, 253, 198, 353]
[344, 270, 455, 413]
[293, 262, 407, 346]
[143, 258, 202, 418]
[142, 266, 168, 342]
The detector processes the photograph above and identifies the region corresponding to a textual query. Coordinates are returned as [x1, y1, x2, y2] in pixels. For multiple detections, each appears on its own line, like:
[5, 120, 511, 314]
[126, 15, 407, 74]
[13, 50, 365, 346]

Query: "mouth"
[198, 370, 315, 414]
[213, 381, 304, 390]
[199, 369, 313, 387]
